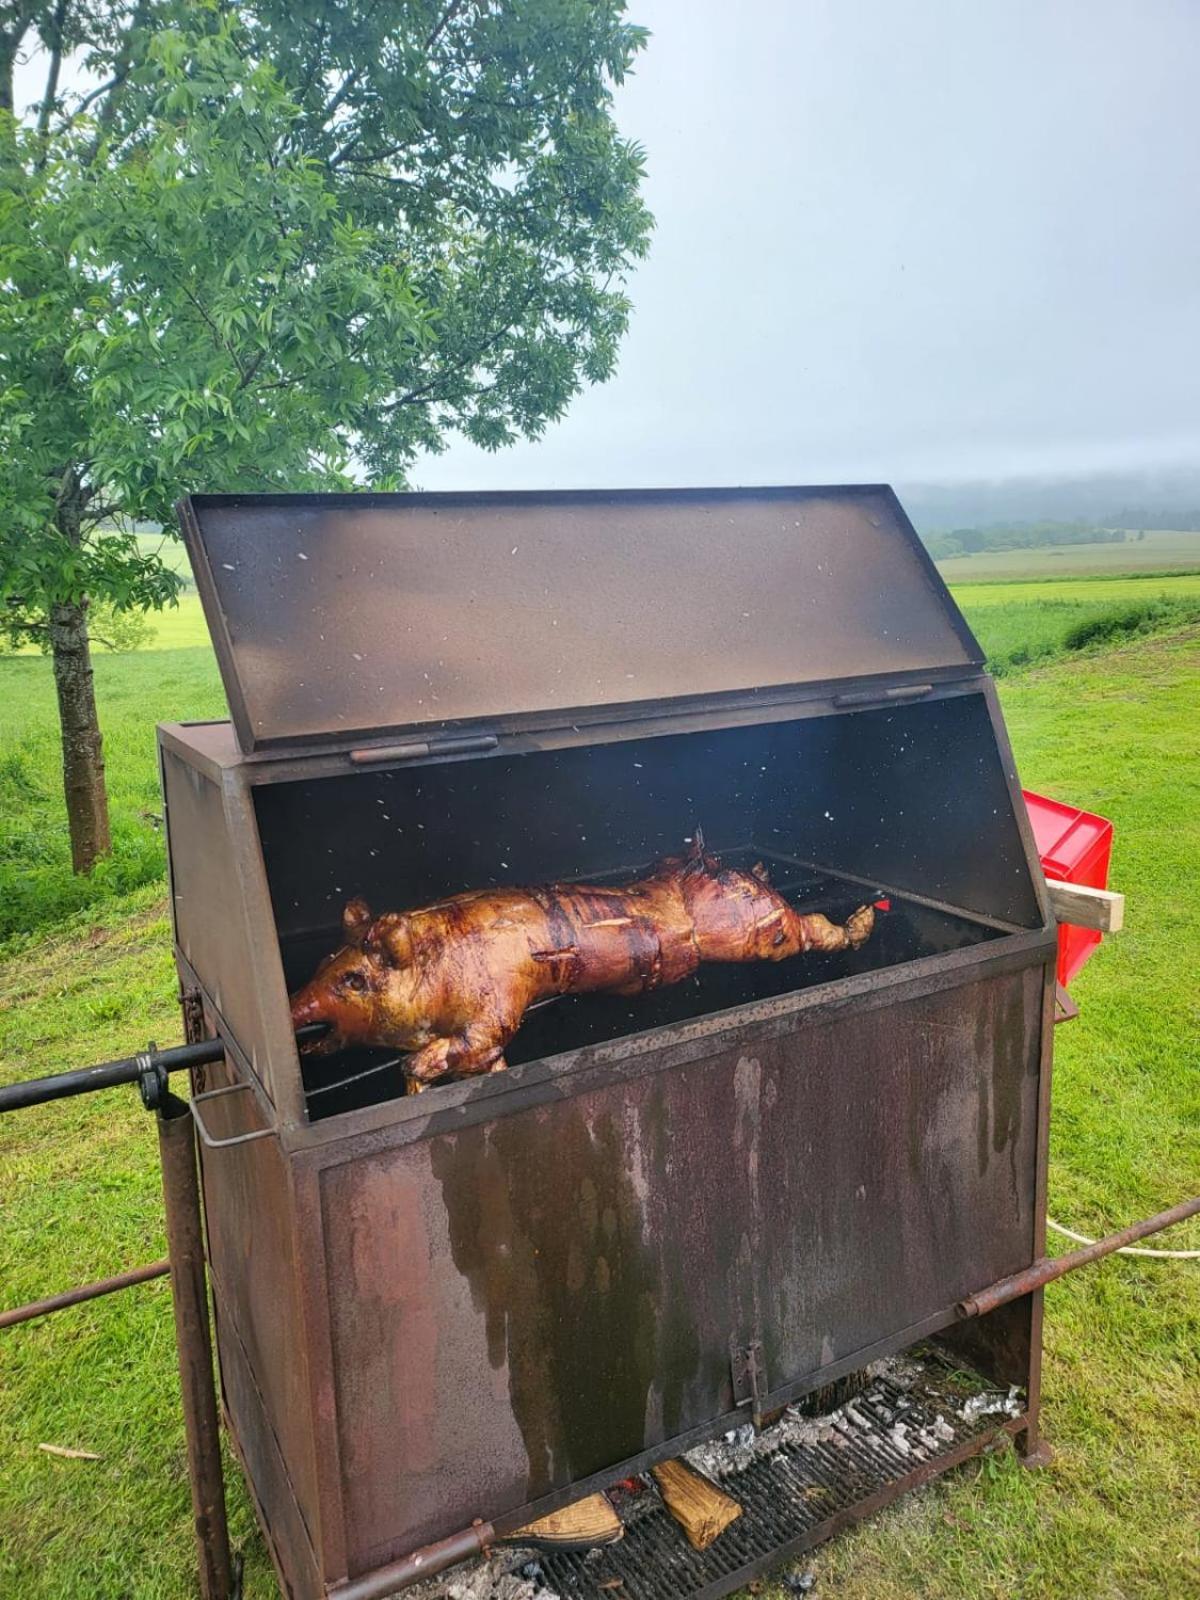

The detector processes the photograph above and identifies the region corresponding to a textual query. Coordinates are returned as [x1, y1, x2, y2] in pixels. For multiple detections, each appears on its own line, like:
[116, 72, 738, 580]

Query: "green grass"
[0, 642, 225, 943]
[935, 529, 1200, 582]
[960, 580, 1200, 675]
[1, 584, 1198, 1597]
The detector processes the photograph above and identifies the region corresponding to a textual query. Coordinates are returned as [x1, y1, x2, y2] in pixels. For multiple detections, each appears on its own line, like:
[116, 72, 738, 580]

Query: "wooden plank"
[1046, 881, 1124, 933]
[651, 1459, 743, 1551]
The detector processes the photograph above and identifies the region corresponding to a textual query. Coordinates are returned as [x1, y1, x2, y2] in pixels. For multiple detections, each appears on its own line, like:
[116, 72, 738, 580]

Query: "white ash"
[403, 1548, 560, 1600]
[959, 1385, 1023, 1423]
[683, 1357, 1000, 1483]
[685, 1362, 893, 1478]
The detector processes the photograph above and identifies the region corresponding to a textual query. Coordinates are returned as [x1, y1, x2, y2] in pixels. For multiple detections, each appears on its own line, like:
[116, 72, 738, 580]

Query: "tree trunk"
[49, 598, 112, 873]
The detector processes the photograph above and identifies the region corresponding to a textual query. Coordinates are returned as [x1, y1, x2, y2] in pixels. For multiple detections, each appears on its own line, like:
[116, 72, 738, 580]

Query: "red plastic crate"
[1023, 789, 1114, 987]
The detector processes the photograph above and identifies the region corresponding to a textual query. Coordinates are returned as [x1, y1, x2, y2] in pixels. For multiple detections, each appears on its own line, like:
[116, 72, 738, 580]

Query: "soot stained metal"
[158, 486, 1060, 1600]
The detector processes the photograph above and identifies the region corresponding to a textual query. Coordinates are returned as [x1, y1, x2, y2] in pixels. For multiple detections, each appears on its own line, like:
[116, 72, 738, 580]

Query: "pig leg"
[404, 1024, 512, 1092]
[796, 905, 875, 952]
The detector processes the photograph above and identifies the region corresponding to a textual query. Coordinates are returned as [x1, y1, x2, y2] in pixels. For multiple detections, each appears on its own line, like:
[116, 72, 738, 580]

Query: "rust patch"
[430, 1103, 660, 1500]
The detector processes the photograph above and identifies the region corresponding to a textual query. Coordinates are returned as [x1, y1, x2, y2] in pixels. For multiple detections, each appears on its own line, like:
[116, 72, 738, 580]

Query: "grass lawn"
[1, 586, 1198, 1597]
[935, 529, 1200, 582]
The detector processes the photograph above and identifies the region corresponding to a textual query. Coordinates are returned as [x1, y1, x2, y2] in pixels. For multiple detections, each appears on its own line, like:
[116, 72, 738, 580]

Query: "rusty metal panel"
[178, 487, 981, 754]
[161, 750, 267, 1073]
[319, 1059, 754, 1575]
[312, 962, 1043, 1577]
[196, 1061, 324, 1570]
[753, 968, 1042, 1387]
[161, 743, 304, 1121]
[216, 1300, 325, 1600]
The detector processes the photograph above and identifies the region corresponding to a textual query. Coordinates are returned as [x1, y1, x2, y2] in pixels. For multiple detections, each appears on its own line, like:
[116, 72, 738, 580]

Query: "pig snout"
[290, 983, 339, 1053]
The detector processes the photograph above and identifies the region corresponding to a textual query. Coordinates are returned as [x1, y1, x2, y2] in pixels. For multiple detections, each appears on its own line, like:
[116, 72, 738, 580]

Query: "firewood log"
[652, 1458, 743, 1551]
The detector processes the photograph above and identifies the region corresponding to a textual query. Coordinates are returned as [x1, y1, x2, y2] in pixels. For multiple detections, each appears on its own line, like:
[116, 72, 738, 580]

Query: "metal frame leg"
[157, 1095, 235, 1600]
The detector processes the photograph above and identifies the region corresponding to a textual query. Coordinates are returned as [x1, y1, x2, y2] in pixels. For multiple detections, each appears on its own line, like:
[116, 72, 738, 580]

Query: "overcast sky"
[418, 0, 1200, 493]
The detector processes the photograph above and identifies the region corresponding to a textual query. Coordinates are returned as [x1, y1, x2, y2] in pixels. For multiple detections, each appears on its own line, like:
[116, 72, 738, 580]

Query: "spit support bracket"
[730, 1336, 768, 1427]
[136, 1042, 171, 1114]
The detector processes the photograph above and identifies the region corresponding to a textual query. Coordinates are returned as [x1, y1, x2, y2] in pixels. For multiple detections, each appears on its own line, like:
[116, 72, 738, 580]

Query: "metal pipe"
[0, 1024, 326, 1114]
[328, 1522, 496, 1600]
[157, 1096, 234, 1600]
[958, 1193, 1200, 1319]
[0, 1259, 170, 1330]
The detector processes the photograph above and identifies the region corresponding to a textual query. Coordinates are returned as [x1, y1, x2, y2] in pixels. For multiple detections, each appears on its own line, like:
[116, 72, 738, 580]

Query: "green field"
[935, 528, 1200, 582]
[1, 571, 1198, 1598]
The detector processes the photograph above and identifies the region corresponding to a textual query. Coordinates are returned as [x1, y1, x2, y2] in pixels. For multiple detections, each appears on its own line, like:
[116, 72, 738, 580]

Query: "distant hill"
[896, 466, 1200, 534]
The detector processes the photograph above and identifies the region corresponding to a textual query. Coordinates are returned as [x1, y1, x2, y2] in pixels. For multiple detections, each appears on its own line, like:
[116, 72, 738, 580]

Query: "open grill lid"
[178, 486, 983, 755]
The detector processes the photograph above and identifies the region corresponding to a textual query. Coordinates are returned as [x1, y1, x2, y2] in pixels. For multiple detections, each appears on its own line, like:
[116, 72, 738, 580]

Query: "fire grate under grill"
[418, 1350, 1024, 1600]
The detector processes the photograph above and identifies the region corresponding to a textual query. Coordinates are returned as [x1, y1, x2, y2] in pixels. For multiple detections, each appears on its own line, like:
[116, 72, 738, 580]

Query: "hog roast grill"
[158, 485, 1060, 1599]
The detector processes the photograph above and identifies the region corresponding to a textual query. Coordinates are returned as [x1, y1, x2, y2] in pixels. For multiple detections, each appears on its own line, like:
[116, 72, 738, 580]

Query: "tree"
[0, 1, 651, 872]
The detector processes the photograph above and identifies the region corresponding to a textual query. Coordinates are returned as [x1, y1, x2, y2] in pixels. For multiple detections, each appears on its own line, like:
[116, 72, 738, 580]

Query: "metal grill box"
[159, 488, 1057, 1599]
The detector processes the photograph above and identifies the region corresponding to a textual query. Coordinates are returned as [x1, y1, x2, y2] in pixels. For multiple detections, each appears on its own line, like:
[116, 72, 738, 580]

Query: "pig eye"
[340, 972, 368, 994]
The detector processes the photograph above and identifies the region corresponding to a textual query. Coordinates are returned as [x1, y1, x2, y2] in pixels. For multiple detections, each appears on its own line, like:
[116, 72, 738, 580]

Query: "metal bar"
[0, 1024, 326, 1115]
[958, 1193, 1200, 1318]
[189, 1081, 275, 1150]
[157, 1096, 234, 1600]
[0, 1259, 170, 1330]
[0, 1039, 220, 1113]
[328, 1522, 496, 1600]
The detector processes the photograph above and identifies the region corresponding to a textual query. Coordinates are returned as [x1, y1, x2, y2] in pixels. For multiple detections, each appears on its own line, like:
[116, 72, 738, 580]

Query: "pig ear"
[751, 861, 770, 883]
[370, 913, 413, 969]
[343, 897, 372, 948]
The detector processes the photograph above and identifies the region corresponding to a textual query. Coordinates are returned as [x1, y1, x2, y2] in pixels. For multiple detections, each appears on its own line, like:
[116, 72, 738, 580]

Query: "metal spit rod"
[0, 1024, 327, 1115]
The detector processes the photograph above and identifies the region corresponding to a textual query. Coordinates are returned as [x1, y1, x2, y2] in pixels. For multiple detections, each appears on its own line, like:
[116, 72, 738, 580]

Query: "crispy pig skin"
[289, 834, 874, 1091]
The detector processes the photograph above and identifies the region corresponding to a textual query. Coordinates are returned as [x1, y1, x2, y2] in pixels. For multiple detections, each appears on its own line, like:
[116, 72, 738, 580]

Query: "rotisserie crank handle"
[957, 1192, 1200, 1318]
[0, 1024, 328, 1114]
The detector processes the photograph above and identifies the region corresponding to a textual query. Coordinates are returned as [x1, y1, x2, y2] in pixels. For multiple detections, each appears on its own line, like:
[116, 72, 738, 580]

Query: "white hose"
[1047, 1216, 1200, 1260]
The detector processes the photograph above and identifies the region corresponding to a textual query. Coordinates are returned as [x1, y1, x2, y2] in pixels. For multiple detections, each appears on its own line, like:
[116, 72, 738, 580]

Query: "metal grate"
[529, 1352, 1022, 1600]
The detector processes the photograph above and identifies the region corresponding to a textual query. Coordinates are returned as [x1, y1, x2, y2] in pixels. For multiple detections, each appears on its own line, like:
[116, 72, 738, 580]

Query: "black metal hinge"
[730, 1337, 768, 1427]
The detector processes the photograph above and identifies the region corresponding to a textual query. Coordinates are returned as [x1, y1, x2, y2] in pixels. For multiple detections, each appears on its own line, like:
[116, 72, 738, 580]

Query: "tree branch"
[82, 0, 153, 169]
[33, 0, 69, 164]
[71, 73, 122, 118]
[426, 0, 468, 52]
[320, 63, 363, 125]
[383, 290, 540, 412]
[0, 3, 38, 118]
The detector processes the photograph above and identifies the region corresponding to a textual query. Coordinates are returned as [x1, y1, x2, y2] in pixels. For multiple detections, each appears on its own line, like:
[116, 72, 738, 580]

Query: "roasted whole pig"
[290, 834, 875, 1091]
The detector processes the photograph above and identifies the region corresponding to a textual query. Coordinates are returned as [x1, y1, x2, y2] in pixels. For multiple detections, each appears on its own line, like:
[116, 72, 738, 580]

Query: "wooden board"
[1047, 881, 1124, 933]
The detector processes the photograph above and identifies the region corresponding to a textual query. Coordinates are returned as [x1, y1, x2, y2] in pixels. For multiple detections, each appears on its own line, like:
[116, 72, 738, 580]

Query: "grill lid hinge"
[730, 1336, 768, 1425]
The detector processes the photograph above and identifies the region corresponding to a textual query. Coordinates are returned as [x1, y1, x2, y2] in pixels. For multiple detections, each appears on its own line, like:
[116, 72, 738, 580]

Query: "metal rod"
[0, 1259, 170, 1330]
[958, 1193, 1200, 1319]
[0, 1024, 326, 1115]
[329, 1521, 496, 1600]
[157, 1096, 234, 1600]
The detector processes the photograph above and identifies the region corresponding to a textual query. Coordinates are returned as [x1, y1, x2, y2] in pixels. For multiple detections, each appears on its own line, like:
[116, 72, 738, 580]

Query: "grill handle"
[832, 683, 934, 709]
[349, 732, 499, 764]
[188, 1081, 275, 1150]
